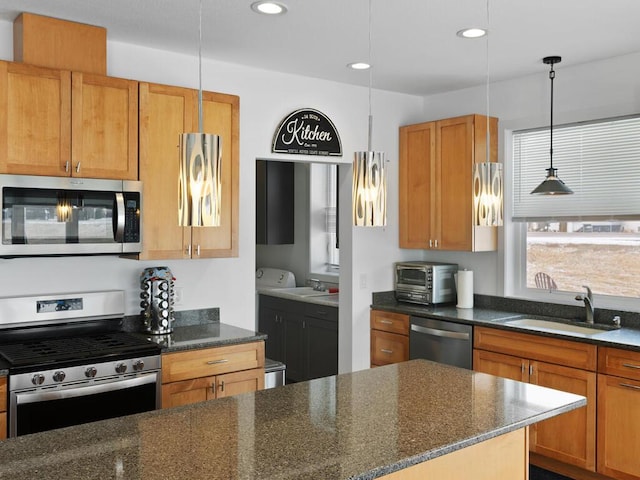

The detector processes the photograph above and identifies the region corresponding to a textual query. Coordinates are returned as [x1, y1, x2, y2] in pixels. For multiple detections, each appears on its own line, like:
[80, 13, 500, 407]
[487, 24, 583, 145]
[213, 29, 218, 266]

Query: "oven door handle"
[14, 373, 158, 405]
[410, 324, 470, 341]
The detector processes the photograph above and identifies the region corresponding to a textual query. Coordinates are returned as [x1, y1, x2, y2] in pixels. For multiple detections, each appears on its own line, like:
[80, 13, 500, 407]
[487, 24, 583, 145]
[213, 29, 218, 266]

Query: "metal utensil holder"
[140, 266, 176, 334]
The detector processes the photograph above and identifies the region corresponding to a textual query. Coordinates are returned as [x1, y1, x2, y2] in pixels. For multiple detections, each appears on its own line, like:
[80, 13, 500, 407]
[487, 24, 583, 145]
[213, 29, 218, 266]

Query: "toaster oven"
[395, 261, 458, 305]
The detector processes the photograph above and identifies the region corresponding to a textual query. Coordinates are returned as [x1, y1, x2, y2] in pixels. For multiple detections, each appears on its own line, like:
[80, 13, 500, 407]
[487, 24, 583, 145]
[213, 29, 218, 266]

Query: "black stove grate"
[0, 332, 160, 369]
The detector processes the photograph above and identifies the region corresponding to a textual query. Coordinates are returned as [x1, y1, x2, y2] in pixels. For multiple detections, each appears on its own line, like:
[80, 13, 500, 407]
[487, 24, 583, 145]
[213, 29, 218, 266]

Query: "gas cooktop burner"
[0, 332, 160, 371]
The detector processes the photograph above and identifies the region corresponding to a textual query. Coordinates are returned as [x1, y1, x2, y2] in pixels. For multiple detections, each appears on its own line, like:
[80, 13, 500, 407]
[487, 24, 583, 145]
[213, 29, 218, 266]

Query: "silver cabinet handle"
[186, 244, 192, 256]
[381, 349, 393, 354]
[622, 363, 640, 370]
[380, 320, 393, 325]
[521, 363, 525, 373]
[196, 244, 201, 256]
[219, 380, 225, 392]
[65, 161, 70, 172]
[529, 364, 534, 376]
[206, 359, 229, 365]
[410, 324, 470, 340]
[75, 161, 81, 173]
[620, 383, 640, 391]
[429, 239, 433, 248]
[435, 239, 439, 248]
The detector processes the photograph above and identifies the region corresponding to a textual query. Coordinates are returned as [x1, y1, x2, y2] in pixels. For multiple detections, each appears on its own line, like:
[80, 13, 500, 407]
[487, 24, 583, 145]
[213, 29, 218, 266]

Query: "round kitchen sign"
[272, 108, 342, 156]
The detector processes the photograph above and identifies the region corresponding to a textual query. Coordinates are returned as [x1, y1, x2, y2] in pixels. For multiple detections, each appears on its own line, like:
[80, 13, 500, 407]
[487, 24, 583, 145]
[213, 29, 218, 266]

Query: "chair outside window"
[534, 272, 557, 291]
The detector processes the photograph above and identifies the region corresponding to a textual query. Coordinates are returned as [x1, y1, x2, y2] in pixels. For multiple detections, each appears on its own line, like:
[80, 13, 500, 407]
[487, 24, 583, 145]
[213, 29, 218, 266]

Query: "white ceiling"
[2, 0, 640, 96]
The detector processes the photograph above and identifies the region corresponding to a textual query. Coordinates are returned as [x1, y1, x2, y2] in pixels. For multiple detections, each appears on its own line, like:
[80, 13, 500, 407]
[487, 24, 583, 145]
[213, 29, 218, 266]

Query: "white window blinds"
[512, 115, 640, 221]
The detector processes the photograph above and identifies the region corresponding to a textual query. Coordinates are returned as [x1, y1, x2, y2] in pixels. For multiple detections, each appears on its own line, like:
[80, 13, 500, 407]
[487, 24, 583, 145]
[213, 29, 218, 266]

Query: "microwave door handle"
[114, 192, 125, 242]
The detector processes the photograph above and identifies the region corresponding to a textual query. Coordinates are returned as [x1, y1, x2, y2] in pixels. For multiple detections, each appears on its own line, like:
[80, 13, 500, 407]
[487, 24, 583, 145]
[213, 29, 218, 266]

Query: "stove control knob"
[31, 373, 45, 386]
[53, 371, 66, 383]
[115, 363, 127, 374]
[133, 359, 145, 371]
[85, 367, 97, 378]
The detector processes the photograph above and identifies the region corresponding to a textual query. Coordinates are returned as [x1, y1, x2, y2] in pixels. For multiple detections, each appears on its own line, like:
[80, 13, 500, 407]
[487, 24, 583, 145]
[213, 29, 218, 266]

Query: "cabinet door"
[259, 305, 285, 363]
[283, 317, 305, 382]
[597, 374, 640, 480]
[530, 361, 596, 471]
[216, 368, 265, 399]
[0, 61, 71, 176]
[305, 317, 338, 380]
[399, 121, 435, 249]
[191, 91, 240, 258]
[138, 82, 195, 260]
[0, 376, 5, 440]
[71, 72, 138, 179]
[161, 376, 216, 408]
[371, 330, 408, 366]
[436, 115, 473, 251]
[473, 349, 527, 382]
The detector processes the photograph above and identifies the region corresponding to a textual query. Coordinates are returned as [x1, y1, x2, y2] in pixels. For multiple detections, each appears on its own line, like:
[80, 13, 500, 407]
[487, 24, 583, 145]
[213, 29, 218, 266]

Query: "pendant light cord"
[549, 62, 555, 171]
[367, 0, 373, 152]
[485, 0, 490, 165]
[198, 0, 203, 133]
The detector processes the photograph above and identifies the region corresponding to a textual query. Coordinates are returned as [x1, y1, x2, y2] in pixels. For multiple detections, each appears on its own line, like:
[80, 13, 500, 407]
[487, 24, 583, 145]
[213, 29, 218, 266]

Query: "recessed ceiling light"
[456, 27, 487, 38]
[251, 1, 288, 15]
[348, 62, 371, 70]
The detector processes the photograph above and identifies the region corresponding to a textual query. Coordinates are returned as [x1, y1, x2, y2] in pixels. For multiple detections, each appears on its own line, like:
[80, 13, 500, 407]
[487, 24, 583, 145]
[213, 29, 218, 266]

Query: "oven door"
[9, 372, 160, 437]
[395, 265, 429, 292]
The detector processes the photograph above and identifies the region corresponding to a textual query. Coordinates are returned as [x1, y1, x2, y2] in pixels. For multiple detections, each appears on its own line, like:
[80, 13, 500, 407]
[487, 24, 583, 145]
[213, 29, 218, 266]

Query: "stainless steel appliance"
[0, 290, 161, 438]
[0, 174, 142, 257]
[140, 266, 176, 334]
[409, 316, 472, 369]
[395, 261, 458, 305]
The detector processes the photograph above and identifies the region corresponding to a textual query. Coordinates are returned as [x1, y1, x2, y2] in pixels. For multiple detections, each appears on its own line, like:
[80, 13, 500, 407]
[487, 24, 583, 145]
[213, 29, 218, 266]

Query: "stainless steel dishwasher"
[409, 316, 473, 369]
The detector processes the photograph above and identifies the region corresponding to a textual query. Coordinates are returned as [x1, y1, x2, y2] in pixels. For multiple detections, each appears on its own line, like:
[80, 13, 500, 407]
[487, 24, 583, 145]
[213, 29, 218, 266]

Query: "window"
[512, 115, 640, 301]
[309, 164, 339, 277]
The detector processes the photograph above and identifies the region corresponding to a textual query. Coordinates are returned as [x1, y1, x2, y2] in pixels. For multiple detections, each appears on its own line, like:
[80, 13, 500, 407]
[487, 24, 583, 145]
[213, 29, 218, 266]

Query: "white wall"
[0, 20, 423, 374]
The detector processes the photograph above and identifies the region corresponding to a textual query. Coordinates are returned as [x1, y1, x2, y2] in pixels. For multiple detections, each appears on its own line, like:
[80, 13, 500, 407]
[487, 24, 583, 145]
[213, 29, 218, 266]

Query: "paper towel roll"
[456, 270, 474, 309]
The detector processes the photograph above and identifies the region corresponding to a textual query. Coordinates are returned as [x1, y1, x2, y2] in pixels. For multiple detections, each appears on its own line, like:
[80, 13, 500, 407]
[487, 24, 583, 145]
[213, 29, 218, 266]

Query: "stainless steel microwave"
[0, 174, 142, 257]
[395, 261, 458, 305]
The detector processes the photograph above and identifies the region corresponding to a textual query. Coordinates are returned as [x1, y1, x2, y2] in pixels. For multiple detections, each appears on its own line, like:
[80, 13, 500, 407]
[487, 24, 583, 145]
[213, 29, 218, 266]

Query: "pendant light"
[178, 0, 223, 227]
[353, 0, 387, 227]
[473, 0, 503, 226]
[530, 56, 573, 195]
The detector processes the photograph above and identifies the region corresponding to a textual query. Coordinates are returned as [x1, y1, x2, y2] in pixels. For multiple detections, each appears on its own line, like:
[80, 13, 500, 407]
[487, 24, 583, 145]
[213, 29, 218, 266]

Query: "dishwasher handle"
[410, 323, 470, 341]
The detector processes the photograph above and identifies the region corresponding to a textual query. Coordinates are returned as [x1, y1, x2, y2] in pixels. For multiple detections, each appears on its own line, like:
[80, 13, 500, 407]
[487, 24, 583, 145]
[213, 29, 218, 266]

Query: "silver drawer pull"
[620, 383, 640, 391]
[622, 363, 640, 370]
[381, 349, 393, 354]
[206, 359, 229, 365]
[380, 320, 393, 325]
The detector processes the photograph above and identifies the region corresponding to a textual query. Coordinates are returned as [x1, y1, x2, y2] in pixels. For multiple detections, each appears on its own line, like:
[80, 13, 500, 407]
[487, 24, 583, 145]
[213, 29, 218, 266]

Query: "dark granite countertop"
[0, 359, 584, 480]
[372, 299, 640, 352]
[138, 322, 266, 353]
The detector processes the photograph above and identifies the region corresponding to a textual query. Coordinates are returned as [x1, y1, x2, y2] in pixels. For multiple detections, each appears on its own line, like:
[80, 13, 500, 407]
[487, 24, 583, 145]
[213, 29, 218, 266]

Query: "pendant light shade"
[178, 0, 223, 226]
[353, 0, 387, 227]
[472, 0, 503, 227]
[531, 56, 573, 195]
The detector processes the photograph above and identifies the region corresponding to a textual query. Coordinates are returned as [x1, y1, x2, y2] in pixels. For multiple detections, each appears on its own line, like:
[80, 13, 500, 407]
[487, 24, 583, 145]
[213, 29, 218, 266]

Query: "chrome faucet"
[575, 286, 594, 324]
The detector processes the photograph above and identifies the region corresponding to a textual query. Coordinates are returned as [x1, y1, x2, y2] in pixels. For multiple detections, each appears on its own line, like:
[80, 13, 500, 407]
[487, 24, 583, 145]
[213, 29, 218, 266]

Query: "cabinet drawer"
[162, 341, 265, 383]
[598, 347, 640, 380]
[371, 310, 409, 335]
[371, 330, 409, 366]
[474, 327, 597, 371]
[305, 303, 337, 322]
[0, 377, 6, 412]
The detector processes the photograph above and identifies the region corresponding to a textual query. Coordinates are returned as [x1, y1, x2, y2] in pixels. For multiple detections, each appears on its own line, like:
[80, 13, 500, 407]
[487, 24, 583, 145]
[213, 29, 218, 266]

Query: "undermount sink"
[503, 318, 612, 336]
[275, 287, 338, 297]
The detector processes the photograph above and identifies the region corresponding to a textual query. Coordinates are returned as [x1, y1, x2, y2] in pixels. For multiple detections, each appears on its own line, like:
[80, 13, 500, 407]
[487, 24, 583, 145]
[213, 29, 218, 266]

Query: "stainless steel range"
[0, 290, 161, 438]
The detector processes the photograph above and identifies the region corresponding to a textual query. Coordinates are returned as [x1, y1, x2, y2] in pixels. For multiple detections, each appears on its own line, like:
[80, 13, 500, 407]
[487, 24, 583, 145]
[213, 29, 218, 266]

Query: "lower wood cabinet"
[161, 341, 264, 409]
[474, 327, 597, 472]
[597, 347, 640, 480]
[258, 294, 338, 383]
[370, 310, 409, 367]
[0, 376, 6, 440]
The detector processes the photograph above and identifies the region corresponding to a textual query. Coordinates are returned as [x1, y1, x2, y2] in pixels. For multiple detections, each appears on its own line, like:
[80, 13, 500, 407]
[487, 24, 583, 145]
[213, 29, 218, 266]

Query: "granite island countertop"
[0, 359, 584, 480]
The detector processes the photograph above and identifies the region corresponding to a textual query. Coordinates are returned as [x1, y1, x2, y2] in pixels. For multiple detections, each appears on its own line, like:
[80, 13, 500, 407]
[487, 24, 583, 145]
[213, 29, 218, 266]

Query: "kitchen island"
[0, 360, 584, 480]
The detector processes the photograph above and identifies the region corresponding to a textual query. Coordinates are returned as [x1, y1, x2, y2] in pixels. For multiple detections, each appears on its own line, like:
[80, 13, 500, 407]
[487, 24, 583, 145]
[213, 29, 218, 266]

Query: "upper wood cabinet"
[138, 82, 239, 260]
[399, 114, 498, 252]
[0, 61, 138, 179]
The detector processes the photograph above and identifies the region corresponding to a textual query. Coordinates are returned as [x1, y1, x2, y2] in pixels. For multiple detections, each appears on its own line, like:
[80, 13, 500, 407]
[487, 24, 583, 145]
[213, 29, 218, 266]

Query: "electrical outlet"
[359, 273, 367, 289]
[174, 287, 183, 305]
